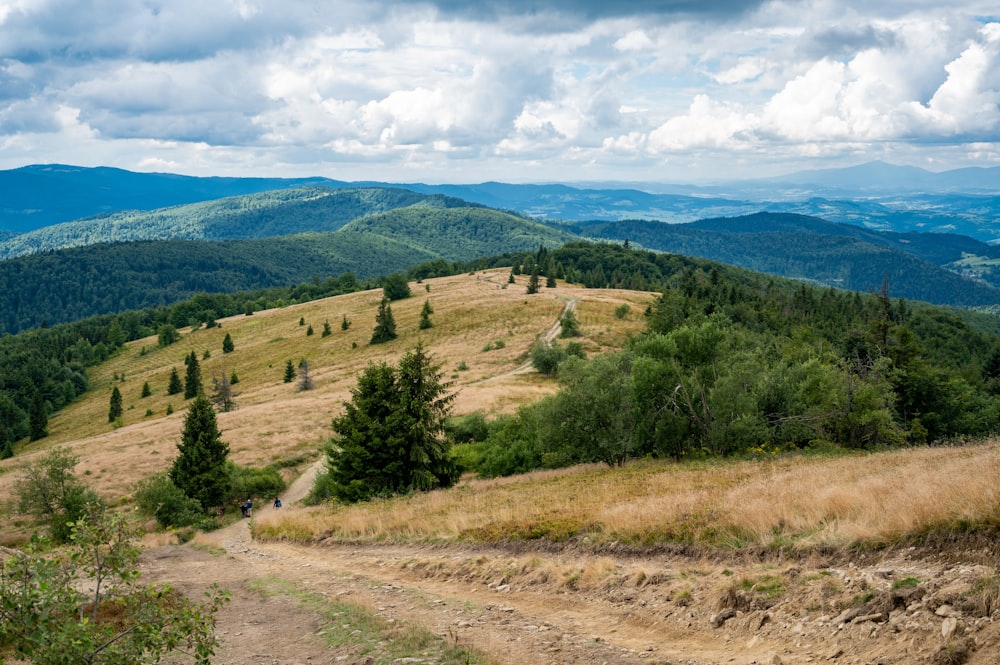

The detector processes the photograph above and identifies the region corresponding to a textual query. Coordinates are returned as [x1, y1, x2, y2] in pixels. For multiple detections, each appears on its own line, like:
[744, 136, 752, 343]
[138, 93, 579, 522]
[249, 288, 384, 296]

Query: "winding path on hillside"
[472, 294, 578, 383]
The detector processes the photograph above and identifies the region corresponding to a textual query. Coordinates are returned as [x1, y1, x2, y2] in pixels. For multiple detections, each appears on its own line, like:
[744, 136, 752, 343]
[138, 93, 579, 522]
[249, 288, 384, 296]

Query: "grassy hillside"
[2, 258, 998, 559]
[0, 269, 653, 544]
[256, 442, 1000, 551]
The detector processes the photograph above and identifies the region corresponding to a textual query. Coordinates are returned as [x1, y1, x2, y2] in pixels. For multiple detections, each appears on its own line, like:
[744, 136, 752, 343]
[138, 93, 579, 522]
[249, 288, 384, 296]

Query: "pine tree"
[229, 370, 240, 385]
[108, 386, 123, 423]
[327, 344, 457, 502]
[283, 359, 295, 383]
[222, 332, 235, 354]
[419, 299, 434, 330]
[184, 351, 201, 399]
[322, 320, 332, 337]
[370, 296, 398, 345]
[341, 314, 351, 331]
[526, 266, 540, 295]
[169, 394, 231, 510]
[167, 367, 183, 395]
[306, 324, 314, 336]
[141, 381, 152, 398]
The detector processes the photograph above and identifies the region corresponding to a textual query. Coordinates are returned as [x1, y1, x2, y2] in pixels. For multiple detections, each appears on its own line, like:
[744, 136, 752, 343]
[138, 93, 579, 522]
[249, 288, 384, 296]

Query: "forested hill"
[577, 213, 1000, 307]
[0, 208, 574, 334]
[0, 164, 343, 233]
[0, 186, 481, 260]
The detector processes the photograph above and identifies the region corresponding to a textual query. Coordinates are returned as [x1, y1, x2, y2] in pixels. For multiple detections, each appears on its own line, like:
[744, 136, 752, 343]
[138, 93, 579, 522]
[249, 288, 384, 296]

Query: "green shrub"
[133, 472, 205, 528]
[445, 411, 490, 444]
[228, 463, 286, 505]
[531, 340, 566, 376]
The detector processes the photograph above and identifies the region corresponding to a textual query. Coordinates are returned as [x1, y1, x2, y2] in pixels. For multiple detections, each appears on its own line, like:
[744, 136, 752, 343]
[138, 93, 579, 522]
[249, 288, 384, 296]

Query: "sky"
[1, 0, 998, 183]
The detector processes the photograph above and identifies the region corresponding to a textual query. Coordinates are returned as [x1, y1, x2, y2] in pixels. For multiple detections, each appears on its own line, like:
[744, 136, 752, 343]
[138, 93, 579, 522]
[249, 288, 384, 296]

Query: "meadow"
[0, 269, 653, 543]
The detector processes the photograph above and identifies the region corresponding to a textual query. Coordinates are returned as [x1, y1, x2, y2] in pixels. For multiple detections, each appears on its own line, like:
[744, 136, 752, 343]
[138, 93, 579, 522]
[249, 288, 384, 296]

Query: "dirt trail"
[474, 295, 578, 383]
[143, 495, 1000, 665]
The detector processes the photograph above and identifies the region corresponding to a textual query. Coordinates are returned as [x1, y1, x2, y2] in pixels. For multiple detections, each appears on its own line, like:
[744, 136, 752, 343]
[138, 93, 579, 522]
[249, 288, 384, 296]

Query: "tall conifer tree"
[28, 389, 47, 441]
[184, 350, 201, 399]
[370, 296, 398, 345]
[108, 387, 123, 423]
[167, 367, 183, 395]
[169, 394, 230, 509]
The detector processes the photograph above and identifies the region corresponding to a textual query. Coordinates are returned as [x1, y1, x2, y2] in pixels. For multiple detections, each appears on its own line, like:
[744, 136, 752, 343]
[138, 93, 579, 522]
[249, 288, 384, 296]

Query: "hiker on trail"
[244, 499, 253, 518]
[239, 502, 247, 518]
[273, 497, 282, 509]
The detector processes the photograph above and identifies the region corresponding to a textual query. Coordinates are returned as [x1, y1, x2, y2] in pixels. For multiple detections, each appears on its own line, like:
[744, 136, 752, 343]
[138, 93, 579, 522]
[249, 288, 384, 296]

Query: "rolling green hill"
[578, 213, 1000, 307]
[0, 206, 573, 334]
[0, 186, 481, 260]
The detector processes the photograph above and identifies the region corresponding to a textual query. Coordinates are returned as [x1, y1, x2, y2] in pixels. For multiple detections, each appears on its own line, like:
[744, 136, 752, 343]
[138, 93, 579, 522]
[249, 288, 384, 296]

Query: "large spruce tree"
[169, 394, 230, 510]
[326, 344, 457, 502]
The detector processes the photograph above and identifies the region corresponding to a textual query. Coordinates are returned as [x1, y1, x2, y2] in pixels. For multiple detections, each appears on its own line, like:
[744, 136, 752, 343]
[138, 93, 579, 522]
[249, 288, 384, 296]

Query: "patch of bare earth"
[141, 502, 1000, 665]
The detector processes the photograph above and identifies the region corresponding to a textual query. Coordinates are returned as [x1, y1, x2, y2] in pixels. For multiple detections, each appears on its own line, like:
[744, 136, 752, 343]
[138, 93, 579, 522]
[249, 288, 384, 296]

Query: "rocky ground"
[140, 512, 999, 665]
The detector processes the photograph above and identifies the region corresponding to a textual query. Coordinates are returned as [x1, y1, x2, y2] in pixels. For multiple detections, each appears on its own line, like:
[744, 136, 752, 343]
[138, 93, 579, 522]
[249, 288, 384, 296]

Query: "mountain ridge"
[4, 162, 999, 242]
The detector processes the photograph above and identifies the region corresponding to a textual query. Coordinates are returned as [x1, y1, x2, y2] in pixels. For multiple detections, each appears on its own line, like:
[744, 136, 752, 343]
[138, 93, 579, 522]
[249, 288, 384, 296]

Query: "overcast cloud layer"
[1, 0, 998, 182]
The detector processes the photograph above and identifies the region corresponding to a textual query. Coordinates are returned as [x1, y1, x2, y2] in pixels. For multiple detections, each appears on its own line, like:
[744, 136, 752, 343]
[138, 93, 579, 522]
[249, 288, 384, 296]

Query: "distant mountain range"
[3, 162, 999, 242]
[0, 163, 998, 334]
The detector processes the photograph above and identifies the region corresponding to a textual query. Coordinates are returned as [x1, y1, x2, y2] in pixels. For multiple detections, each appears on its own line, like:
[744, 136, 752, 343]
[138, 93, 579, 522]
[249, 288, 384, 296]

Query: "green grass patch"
[738, 574, 785, 600]
[247, 577, 494, 665]
[189, 542, 227, 556]
[892, 576, 921, 590]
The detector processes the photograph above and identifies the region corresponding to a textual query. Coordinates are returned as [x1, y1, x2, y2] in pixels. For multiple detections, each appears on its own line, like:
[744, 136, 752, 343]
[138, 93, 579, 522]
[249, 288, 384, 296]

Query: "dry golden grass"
[254, 442, 1000, 551]
[0, 269, 654, 541]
